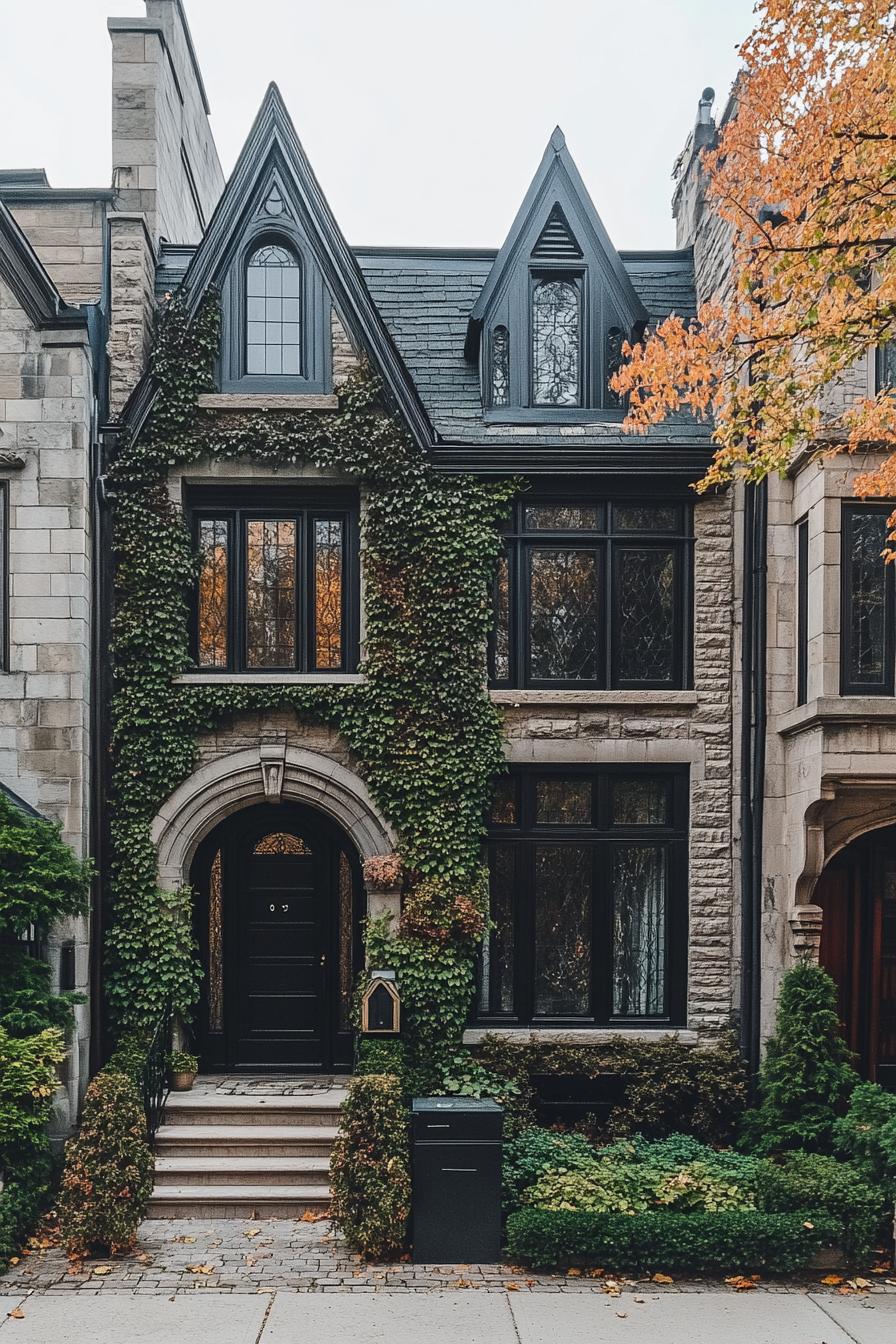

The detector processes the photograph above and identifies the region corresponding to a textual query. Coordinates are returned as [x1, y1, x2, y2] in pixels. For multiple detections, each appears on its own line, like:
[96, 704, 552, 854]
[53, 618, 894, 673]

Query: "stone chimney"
[672, 85, 738, 306]
[106, 0, 224, 414]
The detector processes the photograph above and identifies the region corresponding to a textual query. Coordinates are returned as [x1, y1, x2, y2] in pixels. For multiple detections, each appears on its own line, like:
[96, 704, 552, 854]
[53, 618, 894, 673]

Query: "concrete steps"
[147, 1083, 346, 1218]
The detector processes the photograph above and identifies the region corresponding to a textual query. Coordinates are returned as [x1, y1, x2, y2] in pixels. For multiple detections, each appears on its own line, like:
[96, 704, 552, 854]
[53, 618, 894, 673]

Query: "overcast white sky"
[0, 0, 754, 250]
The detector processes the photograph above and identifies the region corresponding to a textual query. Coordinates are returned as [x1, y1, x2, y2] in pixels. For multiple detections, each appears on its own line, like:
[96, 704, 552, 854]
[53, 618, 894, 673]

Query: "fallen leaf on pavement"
[820, 1275, 843, 1286]
[7, 1308, 24, 1320]
[616, 1311, 627, 1319]
[92, 1266, 112, 1276]
[724, 1276, 757, 1292]
[652, 1273, 674, 1284]
[566, 1267, 581, 1277]
[506, 1282, 520, 1291]
[185, 1264, 215, 1275]
[244, 1229, 261, 1239]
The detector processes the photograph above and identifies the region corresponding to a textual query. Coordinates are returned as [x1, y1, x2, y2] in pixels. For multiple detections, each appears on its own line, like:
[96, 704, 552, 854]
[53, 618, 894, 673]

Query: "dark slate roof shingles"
[156, 243, 709, 448]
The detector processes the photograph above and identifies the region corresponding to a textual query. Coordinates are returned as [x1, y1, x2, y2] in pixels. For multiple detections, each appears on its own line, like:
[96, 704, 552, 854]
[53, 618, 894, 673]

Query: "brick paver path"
[4, 1218, 896, 1296]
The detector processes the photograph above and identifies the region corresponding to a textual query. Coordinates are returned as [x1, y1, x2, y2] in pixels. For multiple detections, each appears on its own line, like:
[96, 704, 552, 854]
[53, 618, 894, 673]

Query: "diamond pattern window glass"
[532, 278, 580, 406]
[313, 519, 344, 670]
[246, 520, 296, 668]
[246, 244, 301, 376]
[842, 505, 895, 694]
[616, 548, 676, 684]
[479, 768, 687, 1028]
[491, 499, 690, 689]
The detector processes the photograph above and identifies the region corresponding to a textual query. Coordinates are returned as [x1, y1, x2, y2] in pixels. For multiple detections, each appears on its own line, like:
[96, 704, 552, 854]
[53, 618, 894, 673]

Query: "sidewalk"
[2, 1288, 896, 1343]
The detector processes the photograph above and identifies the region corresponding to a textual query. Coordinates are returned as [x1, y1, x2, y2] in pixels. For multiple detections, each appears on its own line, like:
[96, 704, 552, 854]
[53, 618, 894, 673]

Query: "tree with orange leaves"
[612, 0, 896, 508]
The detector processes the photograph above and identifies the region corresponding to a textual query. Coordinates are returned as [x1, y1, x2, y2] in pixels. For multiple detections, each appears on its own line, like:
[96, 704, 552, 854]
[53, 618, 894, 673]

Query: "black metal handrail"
[141, 996, 173, 1143]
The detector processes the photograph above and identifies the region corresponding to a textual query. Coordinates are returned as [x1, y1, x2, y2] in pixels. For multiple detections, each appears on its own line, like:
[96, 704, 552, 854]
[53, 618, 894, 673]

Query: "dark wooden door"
[817, 825, 896, 1091]
[230, 821, 327, 1068]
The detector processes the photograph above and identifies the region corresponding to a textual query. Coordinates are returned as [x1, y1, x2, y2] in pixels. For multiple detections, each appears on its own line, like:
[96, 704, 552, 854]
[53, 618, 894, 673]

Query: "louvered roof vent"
[531, 204, 583, 260]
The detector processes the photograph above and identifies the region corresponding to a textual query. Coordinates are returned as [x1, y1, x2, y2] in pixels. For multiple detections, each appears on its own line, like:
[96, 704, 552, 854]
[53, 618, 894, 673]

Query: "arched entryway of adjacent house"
[190, 801, 363, 1073]
[816, 823, 896, 1091]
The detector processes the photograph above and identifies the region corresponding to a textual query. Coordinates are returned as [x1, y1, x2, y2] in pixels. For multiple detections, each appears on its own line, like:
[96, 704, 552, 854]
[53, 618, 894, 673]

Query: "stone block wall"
[0, 274, 93, 1129]
[5, 197, 105, 305]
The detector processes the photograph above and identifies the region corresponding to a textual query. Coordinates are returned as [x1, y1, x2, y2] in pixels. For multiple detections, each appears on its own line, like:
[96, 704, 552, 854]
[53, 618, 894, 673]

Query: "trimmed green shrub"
[357, 1038, 406, 1079]
[833, 1081, 896, 1194]
[104, 1030, 152, 1084]
[476, 1032, 746, 1144]
[525, 1158, 754, 1216]
[58, 1069, 153, 1256]
[0, 1026, 65, 1263]
[0, 947, 81, 1039]
[330, 1074, 410, 1259]
[740, 962, 857, 1156]
[503, 1127, 596, 1208]
[596, 1134, 764, 1191]
[505, 1206, 840, 1274]
[755, 1151, 883, 1261]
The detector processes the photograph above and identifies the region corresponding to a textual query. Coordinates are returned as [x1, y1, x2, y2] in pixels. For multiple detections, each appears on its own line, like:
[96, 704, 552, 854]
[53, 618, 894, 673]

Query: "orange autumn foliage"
[612, 0, 896, 508]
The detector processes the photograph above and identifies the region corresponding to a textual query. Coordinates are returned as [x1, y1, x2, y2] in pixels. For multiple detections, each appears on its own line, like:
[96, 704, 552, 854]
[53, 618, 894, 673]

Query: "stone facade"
[0, 270, 94, 1129]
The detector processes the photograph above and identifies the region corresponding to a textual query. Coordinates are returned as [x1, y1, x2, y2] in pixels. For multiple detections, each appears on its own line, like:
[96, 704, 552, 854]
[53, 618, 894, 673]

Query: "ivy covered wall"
[105, 293, 516, 1074]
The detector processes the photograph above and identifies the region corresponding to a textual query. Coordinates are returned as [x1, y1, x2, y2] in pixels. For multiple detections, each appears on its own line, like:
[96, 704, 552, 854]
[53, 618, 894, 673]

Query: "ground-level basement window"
[478, 766, 689, 1026]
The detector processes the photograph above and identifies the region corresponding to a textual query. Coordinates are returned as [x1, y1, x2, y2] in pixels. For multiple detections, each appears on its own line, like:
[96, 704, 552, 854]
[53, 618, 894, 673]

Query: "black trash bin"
[411, 1097, 503, 1264]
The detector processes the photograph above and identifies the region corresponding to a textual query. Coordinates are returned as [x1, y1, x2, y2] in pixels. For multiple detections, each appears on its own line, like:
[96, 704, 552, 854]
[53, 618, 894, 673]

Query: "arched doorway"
[190, 801, 362, 1072]
[816, 823, 896, 1090]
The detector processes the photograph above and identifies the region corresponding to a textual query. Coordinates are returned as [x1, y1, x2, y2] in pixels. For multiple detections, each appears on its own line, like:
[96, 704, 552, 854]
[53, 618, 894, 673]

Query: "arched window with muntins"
[246, 243, 301, 376]
[491, 325, 510, 406]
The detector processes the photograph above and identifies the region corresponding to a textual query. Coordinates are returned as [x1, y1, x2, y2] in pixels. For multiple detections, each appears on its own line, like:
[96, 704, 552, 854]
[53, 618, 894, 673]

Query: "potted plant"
[362, 853, 403, 892]
[168, 1050, 199, 1092]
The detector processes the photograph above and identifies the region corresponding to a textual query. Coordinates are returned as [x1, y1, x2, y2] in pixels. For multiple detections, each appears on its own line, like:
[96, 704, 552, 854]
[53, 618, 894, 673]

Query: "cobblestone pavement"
[4, 1218, 896, 1296]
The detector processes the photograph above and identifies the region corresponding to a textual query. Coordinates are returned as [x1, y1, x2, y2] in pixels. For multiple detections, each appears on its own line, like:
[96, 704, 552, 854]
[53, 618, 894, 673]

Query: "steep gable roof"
[167, 84, 433, 447]
[465, 127, 647, 359]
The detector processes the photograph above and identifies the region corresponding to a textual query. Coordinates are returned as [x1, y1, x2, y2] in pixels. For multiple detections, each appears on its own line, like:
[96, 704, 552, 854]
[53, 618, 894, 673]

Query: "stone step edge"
[155, 1124, 338, 1142]
[155, 1157, 330, 1173]
[147, 1184, 331, 1207]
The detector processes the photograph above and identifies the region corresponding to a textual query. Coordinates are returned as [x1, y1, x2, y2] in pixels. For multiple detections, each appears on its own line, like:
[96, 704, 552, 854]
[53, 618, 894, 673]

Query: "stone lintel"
[197, 394, 340, 411]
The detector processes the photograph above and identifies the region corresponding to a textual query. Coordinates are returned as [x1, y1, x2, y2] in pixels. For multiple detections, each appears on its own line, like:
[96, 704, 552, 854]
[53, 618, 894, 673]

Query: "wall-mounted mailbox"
[360, 969, 401, 1035]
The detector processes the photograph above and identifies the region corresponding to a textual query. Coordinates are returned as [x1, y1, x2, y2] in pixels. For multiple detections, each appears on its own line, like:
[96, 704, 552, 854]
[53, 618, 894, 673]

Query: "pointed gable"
[466, 128, 647, 416]
[166, 84, 431, 445]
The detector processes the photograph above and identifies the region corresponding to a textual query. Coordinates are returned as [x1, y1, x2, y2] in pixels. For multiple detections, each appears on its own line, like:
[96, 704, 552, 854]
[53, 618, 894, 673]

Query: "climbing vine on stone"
[105, 292, 515, 1073]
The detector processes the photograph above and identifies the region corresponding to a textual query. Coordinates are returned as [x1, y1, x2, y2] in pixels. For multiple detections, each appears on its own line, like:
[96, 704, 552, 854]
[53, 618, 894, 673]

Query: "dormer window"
[532, 277, 580, 406]
[468, 128, 648, 420]
[246, 243, 301, 376]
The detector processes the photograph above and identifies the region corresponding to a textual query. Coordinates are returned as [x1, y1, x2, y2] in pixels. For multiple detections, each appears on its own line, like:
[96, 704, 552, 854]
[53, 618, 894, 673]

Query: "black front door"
[193, 802, 359, 1072]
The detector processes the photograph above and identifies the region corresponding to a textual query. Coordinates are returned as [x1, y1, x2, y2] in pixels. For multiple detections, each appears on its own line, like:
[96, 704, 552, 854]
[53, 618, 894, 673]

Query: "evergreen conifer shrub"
[740, 961, 857, 1155]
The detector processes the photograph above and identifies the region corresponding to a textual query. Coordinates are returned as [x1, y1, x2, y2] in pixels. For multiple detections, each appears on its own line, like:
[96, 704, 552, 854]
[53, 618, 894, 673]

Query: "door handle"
[320, 954, 327, 966]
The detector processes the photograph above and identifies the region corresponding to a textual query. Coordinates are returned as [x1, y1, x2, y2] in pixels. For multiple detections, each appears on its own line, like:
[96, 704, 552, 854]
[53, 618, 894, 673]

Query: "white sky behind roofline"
[0, 0, 754, 252]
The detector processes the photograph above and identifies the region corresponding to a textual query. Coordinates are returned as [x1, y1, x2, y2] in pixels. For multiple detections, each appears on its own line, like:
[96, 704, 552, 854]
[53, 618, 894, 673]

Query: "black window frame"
[188, 487, 360, 675]
[0, 484, 7, 672]
[489, 495, 693, 691]
[796, 515, 809, 705]
[478, 765, 689, 1028]
[876, 342, 896, 395]
[841, 501, 896, 697]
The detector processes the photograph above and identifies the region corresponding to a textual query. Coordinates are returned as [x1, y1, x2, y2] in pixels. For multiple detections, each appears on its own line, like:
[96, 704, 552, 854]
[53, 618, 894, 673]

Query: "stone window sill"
[463, 1027, 698, 1046]
[197, 394, 339, 411]
[490, 690, 699, 709]
[173, 672, 366, 686]
[778, 696, 896, 737]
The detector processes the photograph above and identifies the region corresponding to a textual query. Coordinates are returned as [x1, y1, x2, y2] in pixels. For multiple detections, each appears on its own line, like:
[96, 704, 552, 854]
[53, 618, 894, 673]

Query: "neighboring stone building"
[1, 0, 893, 1131]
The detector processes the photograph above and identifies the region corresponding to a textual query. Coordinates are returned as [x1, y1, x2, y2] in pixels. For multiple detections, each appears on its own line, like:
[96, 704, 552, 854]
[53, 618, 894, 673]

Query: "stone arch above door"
[151, 740, 397, 914]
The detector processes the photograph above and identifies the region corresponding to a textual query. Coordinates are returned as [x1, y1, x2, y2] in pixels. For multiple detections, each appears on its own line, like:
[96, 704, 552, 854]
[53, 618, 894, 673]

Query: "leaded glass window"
[528, 548, 600, 681]
[842, 504, 895, 695]
[605, 325, 625, 408]
[208, 848, 223, 1033]
[246, 519, 296, 668]
[532, 278, 580, 406]
[246, 243, 301, 376]
[190, 493, 358, 674]
[314, 519, 344, 670]
[491, 498, 690, 688]
[491, 326, 510, 407]
[197, 519, 229, 669]
[478, 768, 687, 1025]
[616, 548, 676, 683]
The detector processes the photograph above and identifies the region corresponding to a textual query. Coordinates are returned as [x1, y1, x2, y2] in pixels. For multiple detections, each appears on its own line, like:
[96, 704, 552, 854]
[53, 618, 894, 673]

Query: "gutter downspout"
[740, 476, 768, 1088]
